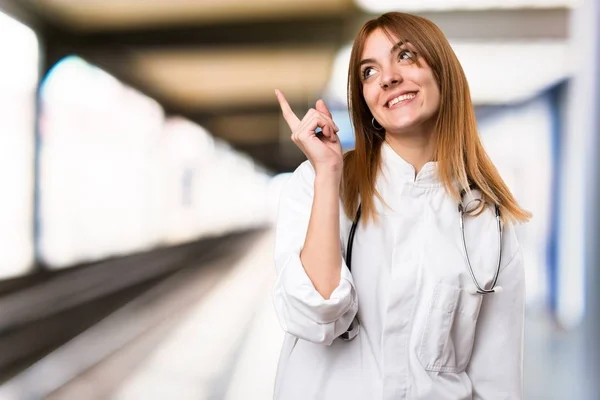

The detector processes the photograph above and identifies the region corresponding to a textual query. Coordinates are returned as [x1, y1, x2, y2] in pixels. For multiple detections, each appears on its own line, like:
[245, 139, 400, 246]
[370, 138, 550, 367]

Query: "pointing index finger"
[275, 89, 300, 130]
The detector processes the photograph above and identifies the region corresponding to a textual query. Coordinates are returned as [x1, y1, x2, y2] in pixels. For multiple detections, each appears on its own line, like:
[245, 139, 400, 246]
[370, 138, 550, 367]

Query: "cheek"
[362, 86, 379, 113]
[429, 76, 440, 96]
[421, 76, 440, 110]
[430, 84, 441, 109]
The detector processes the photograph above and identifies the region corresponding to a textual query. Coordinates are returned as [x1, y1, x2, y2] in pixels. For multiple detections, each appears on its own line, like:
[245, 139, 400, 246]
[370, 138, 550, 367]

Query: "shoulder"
[282, 160, 315, 195]
[295, 159, 316, 181]
[278, 160, 316, 212]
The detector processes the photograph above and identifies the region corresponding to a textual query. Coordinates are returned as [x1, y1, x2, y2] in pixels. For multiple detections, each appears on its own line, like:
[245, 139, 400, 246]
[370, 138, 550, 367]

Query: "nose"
[379, 68, 402, 89]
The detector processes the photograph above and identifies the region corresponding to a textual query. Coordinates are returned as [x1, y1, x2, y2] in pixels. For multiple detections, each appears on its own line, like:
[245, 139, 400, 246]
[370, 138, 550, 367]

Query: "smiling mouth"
[386, 92, 418, 108]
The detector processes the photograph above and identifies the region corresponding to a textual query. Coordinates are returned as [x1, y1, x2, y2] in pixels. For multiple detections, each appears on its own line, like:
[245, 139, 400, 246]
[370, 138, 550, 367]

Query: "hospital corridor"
[0, 0, 599, 398]
[0, 228, 591, 399]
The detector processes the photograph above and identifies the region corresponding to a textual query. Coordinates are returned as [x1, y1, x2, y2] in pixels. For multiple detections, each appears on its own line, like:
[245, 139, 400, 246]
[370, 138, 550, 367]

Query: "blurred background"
[0, 0, 597, 398]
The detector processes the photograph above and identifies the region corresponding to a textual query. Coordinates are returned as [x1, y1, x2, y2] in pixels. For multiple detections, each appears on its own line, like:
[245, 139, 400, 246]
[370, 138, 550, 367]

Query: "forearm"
[272, 161, 357, 344]
[300, 171, 342, 300]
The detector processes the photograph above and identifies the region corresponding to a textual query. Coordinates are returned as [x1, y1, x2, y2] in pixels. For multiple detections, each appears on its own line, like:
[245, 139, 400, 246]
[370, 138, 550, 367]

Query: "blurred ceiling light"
[35, 0, 352, 29]
[131, 47, 336, 110]
[327, 41, 570, 106]
[355, 0, 575, 13]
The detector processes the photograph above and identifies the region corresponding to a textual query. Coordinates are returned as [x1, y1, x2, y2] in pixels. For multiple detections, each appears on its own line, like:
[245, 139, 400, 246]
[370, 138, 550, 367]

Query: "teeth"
[388, 92, 416, 107]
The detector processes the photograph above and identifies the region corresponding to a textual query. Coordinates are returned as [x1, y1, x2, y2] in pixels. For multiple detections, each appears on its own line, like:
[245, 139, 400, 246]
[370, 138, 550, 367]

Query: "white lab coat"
[272, 142, 525, 400]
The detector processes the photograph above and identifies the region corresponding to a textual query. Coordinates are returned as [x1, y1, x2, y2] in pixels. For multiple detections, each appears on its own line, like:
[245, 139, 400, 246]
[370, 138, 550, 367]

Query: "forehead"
[360, 29, 401, 58]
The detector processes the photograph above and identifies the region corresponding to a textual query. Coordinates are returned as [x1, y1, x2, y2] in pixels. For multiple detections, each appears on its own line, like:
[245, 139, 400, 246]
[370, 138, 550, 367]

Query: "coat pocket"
[417, 282, 483, 373]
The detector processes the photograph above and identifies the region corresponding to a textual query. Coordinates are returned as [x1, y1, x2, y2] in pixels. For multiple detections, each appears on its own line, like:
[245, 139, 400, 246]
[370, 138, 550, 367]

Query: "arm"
[301, 166, 343, 300]
[272, 161, 358, 345]
[467, 247, 525, 399]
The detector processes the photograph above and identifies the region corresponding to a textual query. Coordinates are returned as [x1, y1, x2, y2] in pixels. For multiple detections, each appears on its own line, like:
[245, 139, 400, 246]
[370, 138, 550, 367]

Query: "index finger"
[275, 89, 300, 130]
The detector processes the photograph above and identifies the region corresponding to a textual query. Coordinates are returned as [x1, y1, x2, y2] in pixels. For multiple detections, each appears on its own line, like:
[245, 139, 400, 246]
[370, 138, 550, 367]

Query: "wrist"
[314, 168, 342, 186]
[314, 162, 343, 179]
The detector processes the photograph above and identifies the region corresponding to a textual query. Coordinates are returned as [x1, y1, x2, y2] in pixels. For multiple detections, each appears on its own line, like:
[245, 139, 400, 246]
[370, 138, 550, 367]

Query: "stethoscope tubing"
[340, 186, 503, 341]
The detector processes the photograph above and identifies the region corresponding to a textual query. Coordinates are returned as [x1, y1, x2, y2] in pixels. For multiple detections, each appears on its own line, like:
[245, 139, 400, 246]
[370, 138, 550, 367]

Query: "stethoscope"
[339, 184, 503, 341]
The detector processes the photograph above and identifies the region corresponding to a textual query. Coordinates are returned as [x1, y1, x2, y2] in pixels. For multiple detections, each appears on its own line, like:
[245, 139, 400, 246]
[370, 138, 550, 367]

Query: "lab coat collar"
[381, 141, 440, 187]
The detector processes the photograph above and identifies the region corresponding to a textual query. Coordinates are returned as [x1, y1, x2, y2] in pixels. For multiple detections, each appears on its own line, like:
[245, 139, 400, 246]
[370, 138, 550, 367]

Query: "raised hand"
[275, 89, 343, 175]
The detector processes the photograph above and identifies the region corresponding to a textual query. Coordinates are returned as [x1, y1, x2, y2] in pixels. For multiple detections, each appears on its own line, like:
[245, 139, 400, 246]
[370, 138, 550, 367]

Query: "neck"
[384, 127, 436, 175]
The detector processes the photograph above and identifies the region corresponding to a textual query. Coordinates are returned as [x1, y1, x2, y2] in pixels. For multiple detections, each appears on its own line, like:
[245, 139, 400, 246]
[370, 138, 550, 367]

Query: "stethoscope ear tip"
[493, 286, 504, 294]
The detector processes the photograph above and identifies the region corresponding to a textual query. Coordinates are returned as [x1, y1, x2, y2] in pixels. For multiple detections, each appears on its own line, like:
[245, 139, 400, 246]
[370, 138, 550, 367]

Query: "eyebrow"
[390, 40, 408, 53]
[358, 40, 410, 67]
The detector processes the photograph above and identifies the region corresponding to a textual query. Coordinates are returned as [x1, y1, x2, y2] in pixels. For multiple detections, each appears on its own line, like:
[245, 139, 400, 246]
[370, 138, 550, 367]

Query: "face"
[359, 28, 440, 136]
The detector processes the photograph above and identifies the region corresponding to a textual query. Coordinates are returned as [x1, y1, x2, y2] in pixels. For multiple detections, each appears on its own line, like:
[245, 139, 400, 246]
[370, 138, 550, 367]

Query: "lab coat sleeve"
[467, 247, 525, 399]
[272, 161, 358, 346]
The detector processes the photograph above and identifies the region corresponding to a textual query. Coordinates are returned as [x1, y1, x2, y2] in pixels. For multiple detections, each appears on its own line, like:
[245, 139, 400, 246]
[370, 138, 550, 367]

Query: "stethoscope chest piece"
[339, 316, 360, 341]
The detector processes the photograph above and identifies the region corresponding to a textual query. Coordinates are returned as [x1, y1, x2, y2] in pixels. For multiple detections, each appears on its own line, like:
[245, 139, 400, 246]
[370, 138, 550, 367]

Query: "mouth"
[385, 91, 418, 108]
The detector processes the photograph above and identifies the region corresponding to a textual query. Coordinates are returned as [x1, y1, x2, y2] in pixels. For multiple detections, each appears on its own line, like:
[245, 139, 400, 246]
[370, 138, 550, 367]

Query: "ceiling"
[30, 0, 354, 30]
[0, 0, 573, 173]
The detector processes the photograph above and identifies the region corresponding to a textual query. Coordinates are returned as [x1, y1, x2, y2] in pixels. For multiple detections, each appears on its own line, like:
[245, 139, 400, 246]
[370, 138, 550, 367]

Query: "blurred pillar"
[558, 0, 599, 395]
[588, 9, 600, 398]
[566, 0, 600, 395]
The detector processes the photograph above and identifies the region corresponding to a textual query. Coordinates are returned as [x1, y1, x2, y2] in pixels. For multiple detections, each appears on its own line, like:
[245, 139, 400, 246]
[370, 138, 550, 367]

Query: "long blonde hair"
[342, 12, 531, 224]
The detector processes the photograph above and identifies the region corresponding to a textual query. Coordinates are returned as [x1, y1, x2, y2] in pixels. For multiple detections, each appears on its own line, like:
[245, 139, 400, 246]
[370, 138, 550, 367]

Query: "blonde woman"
[273, 12, 530, 400]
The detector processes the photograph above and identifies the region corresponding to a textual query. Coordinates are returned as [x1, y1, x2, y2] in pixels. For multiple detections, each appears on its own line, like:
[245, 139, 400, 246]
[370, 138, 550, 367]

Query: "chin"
[384, 119, 421, 134]
[384, 111, 437, 134]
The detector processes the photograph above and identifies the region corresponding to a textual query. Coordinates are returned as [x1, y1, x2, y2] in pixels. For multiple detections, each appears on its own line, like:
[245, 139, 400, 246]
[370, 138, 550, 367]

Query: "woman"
[272, 12, 530, 400]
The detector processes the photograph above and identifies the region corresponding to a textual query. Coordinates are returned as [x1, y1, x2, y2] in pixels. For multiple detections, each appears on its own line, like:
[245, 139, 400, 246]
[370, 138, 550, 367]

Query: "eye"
[398, 49, 415, 63]
[361, 66, 376, 80]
